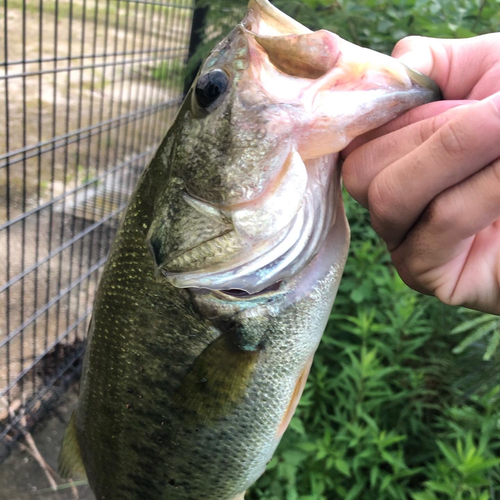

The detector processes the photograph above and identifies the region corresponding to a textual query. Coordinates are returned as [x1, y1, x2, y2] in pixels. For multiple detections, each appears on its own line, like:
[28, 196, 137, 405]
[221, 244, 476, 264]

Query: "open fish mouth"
[162, 152, 340, 295]
[155, 0, 441, 298]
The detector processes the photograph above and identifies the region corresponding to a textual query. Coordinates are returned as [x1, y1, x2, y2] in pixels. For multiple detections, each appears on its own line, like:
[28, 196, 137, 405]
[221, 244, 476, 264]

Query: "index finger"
[342, 100, 466, 158]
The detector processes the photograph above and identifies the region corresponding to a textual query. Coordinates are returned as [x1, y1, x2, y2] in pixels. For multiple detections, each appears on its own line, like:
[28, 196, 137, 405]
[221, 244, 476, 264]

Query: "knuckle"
[491, 158, 500, 185]
[392, 253, 416, 286]
[423, 187, 469, 240]
[418, 117, 438, 145]
[414, 110, 456, 149]
[437, 289, 465, 307]
[438, 118, 469, 159]
[393, 241, 455, 304]
[391, 245, 429, 294]
[433, 280, 471, 308]
[422, 112, 449, 140]
[424, 194, 455, 232]
[367, 172, 398, 230]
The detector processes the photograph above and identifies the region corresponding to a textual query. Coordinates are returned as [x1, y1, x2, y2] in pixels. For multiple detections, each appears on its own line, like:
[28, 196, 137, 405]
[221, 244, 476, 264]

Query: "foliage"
[190, 0, 500, 497]
[151, 60, 185, 83]
[191, 0, 500, 71]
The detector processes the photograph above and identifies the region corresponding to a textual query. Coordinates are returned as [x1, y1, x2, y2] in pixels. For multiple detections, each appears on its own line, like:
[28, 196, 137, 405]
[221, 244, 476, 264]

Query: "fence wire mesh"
[0, 0, 195, 460]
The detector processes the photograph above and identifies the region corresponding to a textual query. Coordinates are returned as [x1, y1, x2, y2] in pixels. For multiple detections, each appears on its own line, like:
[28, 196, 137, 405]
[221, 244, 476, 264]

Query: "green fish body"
[59, 1, 440, 498]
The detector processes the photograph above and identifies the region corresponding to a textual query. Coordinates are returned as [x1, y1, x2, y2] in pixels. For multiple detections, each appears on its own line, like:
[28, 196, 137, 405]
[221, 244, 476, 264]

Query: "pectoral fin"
[58, 410, 87, 480]
[172, 333, 260, 424]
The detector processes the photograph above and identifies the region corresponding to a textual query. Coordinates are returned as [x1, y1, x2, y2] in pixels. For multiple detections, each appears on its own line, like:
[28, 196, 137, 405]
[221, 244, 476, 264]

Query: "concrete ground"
[0, 384, 95, 500]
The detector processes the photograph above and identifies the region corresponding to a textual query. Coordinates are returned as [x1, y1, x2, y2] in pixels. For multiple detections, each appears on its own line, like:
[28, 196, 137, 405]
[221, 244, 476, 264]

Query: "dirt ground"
[0, 382, 95, 500]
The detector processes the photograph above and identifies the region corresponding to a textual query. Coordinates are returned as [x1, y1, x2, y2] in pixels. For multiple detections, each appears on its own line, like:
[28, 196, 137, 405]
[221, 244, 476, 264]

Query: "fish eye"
[195, 69, 229, 109]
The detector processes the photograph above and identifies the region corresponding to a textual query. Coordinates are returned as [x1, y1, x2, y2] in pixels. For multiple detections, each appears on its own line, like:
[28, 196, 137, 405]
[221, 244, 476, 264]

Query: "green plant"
[191, 0, 500, 70]
[150, 59, 185, 85]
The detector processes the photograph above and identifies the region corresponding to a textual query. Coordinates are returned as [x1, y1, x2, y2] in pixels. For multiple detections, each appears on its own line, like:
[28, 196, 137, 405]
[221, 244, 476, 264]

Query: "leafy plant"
[150, 59, 185, 85]
[192, 0, 500, 68]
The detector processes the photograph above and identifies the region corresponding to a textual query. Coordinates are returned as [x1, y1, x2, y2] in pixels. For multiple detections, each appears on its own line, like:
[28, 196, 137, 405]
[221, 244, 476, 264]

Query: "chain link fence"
[0, 0, 196, 460]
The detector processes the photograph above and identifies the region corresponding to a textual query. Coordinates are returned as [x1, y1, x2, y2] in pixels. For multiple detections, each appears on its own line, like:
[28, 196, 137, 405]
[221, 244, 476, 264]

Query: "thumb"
[392, 36, 439, 77]
[391, 34, 500, 100]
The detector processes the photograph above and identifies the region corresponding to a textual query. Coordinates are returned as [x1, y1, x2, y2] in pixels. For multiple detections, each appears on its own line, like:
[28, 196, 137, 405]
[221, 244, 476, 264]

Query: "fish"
[58, 1, 441, 498]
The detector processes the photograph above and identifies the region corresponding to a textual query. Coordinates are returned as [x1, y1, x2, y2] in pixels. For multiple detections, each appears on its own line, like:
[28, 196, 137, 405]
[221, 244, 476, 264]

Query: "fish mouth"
[188, 196, 350, 310]
[243, 0, 440, 108]
[214, 280, 283, 300]
[161, 152, 340, 296]
[157, 0, 441, 299]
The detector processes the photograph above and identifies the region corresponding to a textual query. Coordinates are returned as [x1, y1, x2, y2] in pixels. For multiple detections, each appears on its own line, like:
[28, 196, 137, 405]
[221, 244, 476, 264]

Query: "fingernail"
[487, 91, 500, 116]
[397, 50, 431, 75]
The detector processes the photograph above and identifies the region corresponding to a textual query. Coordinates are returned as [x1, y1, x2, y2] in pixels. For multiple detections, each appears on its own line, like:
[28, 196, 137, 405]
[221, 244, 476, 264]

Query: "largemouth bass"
[59, 1, 441, 498]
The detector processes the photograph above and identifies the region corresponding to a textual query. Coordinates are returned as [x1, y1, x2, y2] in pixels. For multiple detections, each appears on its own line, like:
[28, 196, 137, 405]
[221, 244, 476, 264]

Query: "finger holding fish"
[392, 33, 500, 100]
[343, 101, 472, 206]
[366, 96, 500, 250]
[341, 99, 468, 159]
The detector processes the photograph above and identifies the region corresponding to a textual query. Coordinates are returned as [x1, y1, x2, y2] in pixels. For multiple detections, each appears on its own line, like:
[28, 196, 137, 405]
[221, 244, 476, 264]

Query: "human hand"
[342, 34, 500, 314]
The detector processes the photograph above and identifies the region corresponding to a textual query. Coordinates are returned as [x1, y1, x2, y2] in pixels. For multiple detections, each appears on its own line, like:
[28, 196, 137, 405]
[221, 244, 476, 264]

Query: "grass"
[150, 58, 185, 89]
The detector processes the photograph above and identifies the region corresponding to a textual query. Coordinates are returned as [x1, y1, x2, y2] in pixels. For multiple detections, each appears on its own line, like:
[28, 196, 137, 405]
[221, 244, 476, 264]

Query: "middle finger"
[343, 102, 470, 206]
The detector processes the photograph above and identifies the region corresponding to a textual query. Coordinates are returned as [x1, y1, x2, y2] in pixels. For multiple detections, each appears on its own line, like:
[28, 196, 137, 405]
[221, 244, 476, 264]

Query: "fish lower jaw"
[162, 159, 338, 297]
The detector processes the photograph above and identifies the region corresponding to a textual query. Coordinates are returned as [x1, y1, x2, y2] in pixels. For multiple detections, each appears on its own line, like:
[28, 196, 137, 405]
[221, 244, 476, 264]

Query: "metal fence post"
[184, 0, 208, 94]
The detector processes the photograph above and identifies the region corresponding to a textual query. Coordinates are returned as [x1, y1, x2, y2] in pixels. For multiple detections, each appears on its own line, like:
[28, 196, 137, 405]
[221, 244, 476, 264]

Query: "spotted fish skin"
[59, 1, 441, 498]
